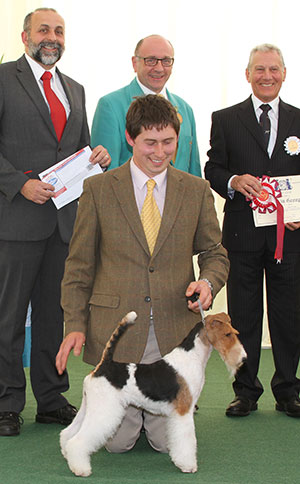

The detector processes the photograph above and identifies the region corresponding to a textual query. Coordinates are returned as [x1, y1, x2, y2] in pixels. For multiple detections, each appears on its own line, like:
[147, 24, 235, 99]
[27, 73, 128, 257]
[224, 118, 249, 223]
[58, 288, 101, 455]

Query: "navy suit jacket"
[0, 55, 90, 243]
[205, 96, 300, 253]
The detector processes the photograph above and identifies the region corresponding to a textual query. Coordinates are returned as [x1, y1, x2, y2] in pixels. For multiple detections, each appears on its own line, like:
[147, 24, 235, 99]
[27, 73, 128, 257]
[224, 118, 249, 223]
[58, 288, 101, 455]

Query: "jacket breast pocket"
[89, 293, 120, 309]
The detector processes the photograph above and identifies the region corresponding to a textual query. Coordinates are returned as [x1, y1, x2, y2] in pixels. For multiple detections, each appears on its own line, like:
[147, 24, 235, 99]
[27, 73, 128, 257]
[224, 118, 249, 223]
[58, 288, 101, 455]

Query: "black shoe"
[226, 396, 258, 417]
[0, 412, 23, 436]
[35, 403, 77, 425]
[276, 397, 300, 418]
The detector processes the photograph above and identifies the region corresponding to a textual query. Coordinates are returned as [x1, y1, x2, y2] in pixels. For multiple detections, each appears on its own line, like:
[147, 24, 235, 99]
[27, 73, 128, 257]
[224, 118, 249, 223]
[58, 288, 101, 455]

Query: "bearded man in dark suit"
[0, 7, 111, 436]
[205, 44, 300, 418]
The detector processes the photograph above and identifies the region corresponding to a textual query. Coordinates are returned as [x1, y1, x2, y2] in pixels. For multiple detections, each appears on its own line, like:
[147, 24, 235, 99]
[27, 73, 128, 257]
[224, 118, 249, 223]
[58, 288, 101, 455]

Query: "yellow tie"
[141, 179, 161, 255]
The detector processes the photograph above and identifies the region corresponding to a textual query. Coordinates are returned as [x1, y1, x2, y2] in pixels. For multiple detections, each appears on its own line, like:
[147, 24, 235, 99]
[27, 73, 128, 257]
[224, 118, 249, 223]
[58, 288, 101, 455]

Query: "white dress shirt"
[136, 77, 168, 100]
[25, 53, 70, 119]
[130, 158, 167, 215]
[228, 94, 280, 196]
[251, 94, 279, 158]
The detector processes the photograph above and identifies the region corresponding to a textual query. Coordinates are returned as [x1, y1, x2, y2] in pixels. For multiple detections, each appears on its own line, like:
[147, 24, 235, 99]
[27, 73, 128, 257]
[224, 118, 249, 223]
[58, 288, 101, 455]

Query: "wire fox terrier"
[60, 311, 246, 476]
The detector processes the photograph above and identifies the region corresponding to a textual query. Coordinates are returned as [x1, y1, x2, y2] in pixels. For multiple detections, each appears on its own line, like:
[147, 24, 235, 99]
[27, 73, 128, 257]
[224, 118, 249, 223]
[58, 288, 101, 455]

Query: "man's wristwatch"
[199, 278, 214, 297]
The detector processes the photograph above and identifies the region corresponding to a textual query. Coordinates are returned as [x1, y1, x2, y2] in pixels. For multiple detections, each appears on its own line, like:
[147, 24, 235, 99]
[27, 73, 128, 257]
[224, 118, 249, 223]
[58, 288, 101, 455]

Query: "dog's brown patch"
[173, 375, 193, 415]
[204, 313, 241, 359]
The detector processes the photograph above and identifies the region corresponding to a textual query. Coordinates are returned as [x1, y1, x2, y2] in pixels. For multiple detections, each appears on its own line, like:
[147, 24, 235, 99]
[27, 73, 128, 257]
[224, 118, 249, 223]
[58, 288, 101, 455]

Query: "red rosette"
[249, 176, 285, 262]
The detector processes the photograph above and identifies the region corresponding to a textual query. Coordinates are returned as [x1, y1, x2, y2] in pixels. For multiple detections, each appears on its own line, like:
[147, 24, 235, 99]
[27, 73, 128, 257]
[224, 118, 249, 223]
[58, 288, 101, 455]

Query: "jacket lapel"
[272, 100, 295, 158]
[152, 166, 185, 257]
[110, 163, 185, 257]
[128, 78, 144, 102]
[237, 96, 267, 153]
[110, 161, 150, 254]
[16, 55, 57, 139]
[57, 70, 75, 141]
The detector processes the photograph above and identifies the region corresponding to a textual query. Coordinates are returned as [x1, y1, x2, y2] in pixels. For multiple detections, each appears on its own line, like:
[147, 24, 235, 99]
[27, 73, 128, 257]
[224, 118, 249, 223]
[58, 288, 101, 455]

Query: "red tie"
[41, 71, 66, 141]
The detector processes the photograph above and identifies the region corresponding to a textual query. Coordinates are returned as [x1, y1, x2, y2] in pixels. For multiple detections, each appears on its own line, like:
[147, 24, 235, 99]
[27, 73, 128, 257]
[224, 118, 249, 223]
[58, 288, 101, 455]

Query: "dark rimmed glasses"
[136, 56, 174, 67]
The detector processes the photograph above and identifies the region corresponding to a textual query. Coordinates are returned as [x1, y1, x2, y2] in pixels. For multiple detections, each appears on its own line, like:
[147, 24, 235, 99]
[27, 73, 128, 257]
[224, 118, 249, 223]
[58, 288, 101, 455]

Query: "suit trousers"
[106, 316, 168, 453]
[0, 226, 70, 413]
[227, 247, 300, 402]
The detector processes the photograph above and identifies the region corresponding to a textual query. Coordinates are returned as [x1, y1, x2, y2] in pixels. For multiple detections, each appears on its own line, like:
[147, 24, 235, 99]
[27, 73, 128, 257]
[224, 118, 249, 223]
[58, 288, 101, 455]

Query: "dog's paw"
[180, 464, 197, 473]
[68, 463, 92, 477]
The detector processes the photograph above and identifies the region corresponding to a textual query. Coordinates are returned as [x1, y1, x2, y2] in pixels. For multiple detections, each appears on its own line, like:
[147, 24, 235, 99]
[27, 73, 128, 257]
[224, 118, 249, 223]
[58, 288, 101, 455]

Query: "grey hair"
[247, 43, 285, 71]
[23, 8, 58, 33]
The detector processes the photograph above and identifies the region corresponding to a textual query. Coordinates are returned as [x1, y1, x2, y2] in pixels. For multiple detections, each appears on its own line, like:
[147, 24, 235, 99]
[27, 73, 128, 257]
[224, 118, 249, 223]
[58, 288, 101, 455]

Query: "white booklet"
[39, 146, 102, 209]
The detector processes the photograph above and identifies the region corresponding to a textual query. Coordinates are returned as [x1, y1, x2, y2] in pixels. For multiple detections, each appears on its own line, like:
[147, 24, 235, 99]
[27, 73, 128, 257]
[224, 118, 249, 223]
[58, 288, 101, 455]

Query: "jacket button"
[149, 266, 154, 272]
[144, 296, 151, 302]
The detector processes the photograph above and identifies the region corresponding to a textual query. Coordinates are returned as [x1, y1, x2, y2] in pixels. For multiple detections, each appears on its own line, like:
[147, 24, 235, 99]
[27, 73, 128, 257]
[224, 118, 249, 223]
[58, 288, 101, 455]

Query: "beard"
[27, 38, 65, 66]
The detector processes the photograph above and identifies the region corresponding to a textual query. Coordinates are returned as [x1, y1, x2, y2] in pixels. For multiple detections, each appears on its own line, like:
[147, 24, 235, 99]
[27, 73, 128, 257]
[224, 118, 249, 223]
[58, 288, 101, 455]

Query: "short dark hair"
[23, 8, 58, 33]
[126, 95, 180, 140]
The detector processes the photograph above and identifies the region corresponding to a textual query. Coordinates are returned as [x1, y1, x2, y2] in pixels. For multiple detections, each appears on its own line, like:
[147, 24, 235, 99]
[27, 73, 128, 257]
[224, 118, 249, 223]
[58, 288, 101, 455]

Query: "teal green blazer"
[91, 79, 201, 176]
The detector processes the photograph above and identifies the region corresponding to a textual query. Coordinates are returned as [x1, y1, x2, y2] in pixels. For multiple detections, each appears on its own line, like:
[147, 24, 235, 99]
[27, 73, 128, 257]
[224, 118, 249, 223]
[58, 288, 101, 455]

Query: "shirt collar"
[251, 93, 280, 116]
[25, 53, 58, 82]
[130, 158, 167, 190]
[136, 77, 168, 99]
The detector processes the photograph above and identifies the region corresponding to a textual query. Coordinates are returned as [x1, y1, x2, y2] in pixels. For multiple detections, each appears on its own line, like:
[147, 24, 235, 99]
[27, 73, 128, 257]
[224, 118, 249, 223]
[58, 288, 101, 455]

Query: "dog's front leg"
[166, 410, 197, 473]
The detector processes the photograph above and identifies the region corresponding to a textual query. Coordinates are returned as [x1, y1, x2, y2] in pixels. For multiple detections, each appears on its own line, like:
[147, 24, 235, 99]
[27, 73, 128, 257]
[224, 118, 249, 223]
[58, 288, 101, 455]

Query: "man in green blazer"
[91, 35, 201, 177]
[56, 95, 228, 454]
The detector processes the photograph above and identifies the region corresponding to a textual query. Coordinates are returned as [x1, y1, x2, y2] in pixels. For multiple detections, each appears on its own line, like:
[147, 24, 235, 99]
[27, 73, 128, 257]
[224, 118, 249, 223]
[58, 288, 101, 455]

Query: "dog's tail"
[93, 311, 137, 372]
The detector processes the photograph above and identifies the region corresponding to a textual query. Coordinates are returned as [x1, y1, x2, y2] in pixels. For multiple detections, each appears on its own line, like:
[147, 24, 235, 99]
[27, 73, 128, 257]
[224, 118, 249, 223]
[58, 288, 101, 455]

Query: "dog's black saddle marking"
[135, 360, 180, 402]
[178, 322, 202, 352]
[94, 360, 129, 389]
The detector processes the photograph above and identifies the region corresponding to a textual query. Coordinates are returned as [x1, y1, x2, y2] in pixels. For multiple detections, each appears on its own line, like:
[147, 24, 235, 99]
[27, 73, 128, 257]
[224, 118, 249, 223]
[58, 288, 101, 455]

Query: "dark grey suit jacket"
[0, 55, 90, 243]
[205, 96, 300, 253]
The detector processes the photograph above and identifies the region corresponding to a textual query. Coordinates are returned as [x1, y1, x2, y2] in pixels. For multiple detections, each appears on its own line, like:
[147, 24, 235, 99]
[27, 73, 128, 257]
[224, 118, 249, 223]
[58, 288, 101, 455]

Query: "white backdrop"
[2, 0, 299, 345]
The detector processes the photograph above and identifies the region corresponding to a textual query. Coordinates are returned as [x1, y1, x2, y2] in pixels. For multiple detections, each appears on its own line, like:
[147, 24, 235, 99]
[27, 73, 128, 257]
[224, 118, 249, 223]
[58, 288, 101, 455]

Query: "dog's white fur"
[60, 311, 246, 476]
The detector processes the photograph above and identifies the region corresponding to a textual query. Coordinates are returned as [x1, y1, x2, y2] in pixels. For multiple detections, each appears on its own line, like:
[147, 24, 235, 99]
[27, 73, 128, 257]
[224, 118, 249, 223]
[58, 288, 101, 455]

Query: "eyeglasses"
[136, 56, 174, 67]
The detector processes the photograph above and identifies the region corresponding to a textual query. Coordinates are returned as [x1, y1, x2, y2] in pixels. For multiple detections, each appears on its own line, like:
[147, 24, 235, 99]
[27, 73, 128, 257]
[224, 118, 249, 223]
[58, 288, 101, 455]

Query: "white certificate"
[253, 175, 300, 227]
[39, 146, 102, 209]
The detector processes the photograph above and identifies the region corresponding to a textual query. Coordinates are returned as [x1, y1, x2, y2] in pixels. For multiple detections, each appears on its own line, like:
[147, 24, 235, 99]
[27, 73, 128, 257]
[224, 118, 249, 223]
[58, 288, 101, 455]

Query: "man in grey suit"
[205, 44, 300, 418]
[0, 7, 111, 436]
[56, 95, 229, 454]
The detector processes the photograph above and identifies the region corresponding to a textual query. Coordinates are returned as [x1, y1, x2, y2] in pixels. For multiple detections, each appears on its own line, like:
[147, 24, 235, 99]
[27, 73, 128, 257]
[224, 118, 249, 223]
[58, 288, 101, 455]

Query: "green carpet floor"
[1, 349, 299, 484]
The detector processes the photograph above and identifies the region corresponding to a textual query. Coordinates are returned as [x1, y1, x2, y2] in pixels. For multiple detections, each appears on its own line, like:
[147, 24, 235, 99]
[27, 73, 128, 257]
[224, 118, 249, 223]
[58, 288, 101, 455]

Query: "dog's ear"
[205, 317, 222, 330]
[205, 312, 231, 326]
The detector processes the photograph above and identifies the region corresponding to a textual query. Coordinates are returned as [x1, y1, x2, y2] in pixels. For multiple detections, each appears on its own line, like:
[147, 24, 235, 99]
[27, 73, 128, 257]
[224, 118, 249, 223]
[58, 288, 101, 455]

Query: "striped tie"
[141, 179, 161, 255]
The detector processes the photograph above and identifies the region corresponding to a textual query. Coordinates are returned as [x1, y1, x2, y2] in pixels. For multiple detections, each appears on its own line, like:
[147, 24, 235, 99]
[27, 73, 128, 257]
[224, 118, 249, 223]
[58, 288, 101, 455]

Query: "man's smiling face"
[132, 36, 174, 93]
[126, 125, 178, 178]
[246, 50, 286, 102]
[22, 10, 65, 68]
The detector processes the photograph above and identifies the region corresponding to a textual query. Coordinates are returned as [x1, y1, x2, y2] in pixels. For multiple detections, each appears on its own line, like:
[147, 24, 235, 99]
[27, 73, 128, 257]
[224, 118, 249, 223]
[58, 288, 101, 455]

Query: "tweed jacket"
[0, 55, 90, 243]
[205, 96, 300, 253]
[90, 78, 201, 176]
[62, 162, 229, 365]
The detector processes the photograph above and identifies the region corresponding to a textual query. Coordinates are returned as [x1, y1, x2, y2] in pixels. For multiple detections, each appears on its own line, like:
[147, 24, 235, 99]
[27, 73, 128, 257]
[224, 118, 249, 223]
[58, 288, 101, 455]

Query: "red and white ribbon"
[249, 176, 285, 262]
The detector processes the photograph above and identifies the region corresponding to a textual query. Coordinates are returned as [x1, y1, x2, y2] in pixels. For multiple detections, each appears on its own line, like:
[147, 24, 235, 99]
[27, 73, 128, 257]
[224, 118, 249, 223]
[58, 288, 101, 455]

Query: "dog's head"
[204, 313, 247, 376]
